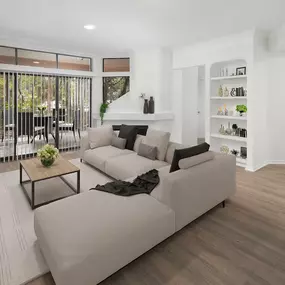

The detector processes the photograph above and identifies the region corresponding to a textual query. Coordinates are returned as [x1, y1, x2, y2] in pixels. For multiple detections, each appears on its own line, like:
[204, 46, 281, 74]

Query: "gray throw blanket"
[90, 169, 159, 196]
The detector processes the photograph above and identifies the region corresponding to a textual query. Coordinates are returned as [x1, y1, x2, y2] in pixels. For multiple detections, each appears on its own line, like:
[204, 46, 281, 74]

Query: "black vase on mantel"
[143, 99, 149, 114]
[148, 96, 155, 114]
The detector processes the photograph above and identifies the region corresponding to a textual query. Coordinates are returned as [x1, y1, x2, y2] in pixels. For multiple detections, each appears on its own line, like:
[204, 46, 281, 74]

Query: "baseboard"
[266, 160, 285, 165]
[246, 160, 285, 172]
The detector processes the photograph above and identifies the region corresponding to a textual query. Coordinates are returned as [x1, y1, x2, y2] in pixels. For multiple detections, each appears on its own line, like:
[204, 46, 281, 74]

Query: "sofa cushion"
[137, 143, 157, 160]
[34, 191, 175, 285]
[105, 153, 169, 180]
[83, 146, 133, 172]
[179, 151, 214, 169]
[143, 129, 170, 161]
[119, 125, 138, 150]
[165, 142, 185, 164]
[88, 126, 113, 149]
[170, 142, 210, 173]
[111, 136, 126, 149]
[133, 134, 144, 153]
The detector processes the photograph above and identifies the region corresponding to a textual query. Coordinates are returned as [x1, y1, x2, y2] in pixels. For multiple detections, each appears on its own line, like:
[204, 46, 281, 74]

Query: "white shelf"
[211, 115, 247, 121]
[211, 97, 247, 100]
[211, 75, 247, 81]
[211, 133, 247, 142]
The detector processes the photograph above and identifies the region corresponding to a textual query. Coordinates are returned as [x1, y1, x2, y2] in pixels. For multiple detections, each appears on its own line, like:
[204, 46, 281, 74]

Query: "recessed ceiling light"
[33, 61, 40, 64]
[84, 24, 96, 30]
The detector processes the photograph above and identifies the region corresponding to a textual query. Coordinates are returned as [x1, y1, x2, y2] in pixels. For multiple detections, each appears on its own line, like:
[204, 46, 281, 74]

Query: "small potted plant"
[99, 103, 109, 125]
[236, 104, 247, 116]
[37, 144, 59, 167]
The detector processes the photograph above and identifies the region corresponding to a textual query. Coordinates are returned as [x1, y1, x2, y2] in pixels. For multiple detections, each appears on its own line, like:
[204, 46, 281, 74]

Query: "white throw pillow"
[143, 129, 170, 161]
[88, 126, 113, 149]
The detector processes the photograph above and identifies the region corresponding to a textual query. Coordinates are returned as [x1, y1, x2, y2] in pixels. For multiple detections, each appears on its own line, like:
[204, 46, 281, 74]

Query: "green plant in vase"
[236, 104, 247, 116]
[37, 144, 59, 167]
[99, 103, 109, 125]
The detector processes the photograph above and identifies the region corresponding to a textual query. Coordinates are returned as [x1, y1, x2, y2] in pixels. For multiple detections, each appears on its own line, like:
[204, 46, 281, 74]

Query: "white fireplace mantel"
[93, 112, 174, 122]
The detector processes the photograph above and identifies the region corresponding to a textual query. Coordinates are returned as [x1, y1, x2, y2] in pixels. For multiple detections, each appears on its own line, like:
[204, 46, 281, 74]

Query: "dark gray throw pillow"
[111, 136, 126, 149]
[118, 125, 138, 150]
[138, 143, 157, 160]
[170, 142, 210, 173]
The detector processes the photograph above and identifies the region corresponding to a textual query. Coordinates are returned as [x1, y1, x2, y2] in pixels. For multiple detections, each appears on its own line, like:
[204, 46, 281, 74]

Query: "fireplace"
[112, 125, 148, 136]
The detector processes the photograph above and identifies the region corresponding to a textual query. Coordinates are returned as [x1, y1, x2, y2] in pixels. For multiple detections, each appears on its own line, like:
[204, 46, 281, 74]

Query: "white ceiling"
[0, 0, 285, 55]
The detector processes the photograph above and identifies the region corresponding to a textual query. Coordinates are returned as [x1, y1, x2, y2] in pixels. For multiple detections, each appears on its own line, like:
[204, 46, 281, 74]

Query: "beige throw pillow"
[178, 151, 215, 169]
[143, 129, 170, 161]
[88, 126, 113, 149]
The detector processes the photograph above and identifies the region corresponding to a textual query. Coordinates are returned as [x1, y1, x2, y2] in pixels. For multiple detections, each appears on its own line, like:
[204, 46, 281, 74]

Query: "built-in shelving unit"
[211, 115, 247, 121]
[210, 97, 247, 100]
[211, 75, 247, 81]
[209, 59, 248, 168]
[211, 133, 247, 142]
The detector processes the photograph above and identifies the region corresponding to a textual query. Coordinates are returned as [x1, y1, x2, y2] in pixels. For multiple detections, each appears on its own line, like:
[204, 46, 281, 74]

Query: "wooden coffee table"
[20, 156, 80, 209]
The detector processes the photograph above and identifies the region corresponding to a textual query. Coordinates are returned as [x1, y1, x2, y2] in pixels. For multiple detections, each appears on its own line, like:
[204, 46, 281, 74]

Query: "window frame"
[0, 45, 92, 72]
[102, 57, 130, 73]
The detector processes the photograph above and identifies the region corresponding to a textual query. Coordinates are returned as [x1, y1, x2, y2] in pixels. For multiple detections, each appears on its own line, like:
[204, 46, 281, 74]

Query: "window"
[58, 55, 91, 71]
[0, 46, 92, 72]
[0, 46, 16, 64]
[18, 49, 57, 68]
[103, 77, 130, 103]
[103, 58, 130, 72]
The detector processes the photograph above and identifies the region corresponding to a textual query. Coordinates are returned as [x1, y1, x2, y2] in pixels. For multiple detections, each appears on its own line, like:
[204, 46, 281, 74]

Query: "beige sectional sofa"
[34, 128, 236, 285]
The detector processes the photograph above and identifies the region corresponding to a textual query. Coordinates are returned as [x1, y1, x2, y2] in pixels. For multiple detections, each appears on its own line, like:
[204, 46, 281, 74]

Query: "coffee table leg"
[77, 171, 80, 194]
[20, 163, 22, 184]
[31, 182, 35, 209]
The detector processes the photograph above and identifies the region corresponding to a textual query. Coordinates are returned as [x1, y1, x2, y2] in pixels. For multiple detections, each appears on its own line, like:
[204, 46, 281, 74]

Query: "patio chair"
[1, 110, 15, 142]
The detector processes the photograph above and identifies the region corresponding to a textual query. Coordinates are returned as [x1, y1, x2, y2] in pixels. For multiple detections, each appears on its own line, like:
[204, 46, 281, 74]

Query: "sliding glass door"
[0, 72, 91, 162]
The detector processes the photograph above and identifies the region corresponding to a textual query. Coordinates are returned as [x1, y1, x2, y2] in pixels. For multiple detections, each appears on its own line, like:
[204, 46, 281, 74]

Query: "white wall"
[198, 66, 206, 139]
[267, 54, 285, 163]
[181, 67, 199, 146]
[107, 48, 173, 114]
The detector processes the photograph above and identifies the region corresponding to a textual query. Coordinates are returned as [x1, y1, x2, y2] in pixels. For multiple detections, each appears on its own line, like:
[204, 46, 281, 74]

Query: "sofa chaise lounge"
[34, 127, 236, 285]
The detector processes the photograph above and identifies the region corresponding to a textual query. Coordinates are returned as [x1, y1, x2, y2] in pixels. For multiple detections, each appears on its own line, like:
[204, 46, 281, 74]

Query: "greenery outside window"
[103, 77, 130, 103]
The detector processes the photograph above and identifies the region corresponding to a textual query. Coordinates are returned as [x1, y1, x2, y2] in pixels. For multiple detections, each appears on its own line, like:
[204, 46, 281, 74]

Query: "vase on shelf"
[219, 125, 225, 135]
[218, 85, 223, 97]
[230, 88, 236, 97]
[224, 87, 229, 97]
[143, 99, 149, 114]
[148, 96, 155, 114]
[225, 122, 232, 135]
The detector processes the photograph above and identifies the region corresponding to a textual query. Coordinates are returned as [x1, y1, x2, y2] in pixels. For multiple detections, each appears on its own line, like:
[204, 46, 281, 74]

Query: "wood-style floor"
[2, 159, 285, 285]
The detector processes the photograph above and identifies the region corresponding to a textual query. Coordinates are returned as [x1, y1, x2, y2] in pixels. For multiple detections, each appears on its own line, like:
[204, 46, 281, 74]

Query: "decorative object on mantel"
[148, 96, 155, 114]
[218, 85, 223, 97]
[230, 88, 236, 97]
[236, 66, 246, 76]
[220, 145, 229, 154]
[236, 104, 247, 116]
[240, 147, 247, 159]
[224, 87, 229, 97]
[143, 99, 149, 114]
[100, 102, 109, 125]
[140, 93, 146, 99]
[231, 149, 239, 156]
[37, 144, 59, 167]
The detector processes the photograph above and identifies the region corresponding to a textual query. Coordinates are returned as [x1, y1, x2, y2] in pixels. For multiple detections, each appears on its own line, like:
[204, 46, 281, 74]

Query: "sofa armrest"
[152, 153, 236, 231]
[80, 134, 90, 160]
